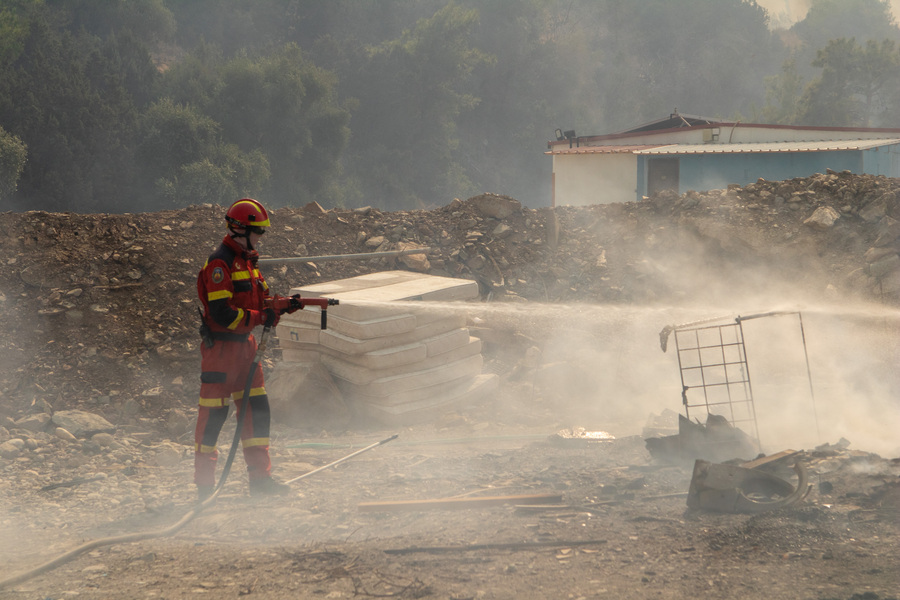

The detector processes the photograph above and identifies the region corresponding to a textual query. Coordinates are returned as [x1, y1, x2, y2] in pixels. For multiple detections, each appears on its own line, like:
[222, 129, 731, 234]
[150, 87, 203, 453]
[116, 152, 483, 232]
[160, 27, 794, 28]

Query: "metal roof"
[634, 139, 900, 155]
[546, 144, 667, 155]
[617, 113, 724, 134]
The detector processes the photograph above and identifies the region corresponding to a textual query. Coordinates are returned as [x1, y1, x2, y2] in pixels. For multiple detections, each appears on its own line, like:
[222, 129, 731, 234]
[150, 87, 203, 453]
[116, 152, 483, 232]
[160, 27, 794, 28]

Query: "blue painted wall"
[862, 143, 900, 175]
[635, 144, 900, 200]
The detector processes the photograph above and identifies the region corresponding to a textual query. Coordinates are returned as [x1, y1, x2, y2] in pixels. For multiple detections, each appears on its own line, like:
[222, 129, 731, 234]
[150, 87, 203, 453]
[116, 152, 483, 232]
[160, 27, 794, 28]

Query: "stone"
[302, 201, 327, 214]
[868, 253, 900, 279]
[92, 432, 115, 447]
[858, 199, 888, 223]
[877, 267, 900, 294]
[803, 206, 840, 230]
[154, 445, 182, 467]
[492, 223, 513, 238]
[468, 194, 521, 219]
[165, 411, 190, 437]
[864, 246, 897, 263]
[14, 413, 51, 432]
[396, 242, 430, 273]
[0, 438, 25, 459]
[873, 215, 900, 247]
[51, 410, 116, 438]
[55, 427, 77, 442]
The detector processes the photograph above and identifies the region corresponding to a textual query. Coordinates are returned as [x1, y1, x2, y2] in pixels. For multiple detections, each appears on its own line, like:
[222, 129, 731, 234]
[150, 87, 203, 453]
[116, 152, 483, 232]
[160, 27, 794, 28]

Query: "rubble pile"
[0, 171, 898, 434]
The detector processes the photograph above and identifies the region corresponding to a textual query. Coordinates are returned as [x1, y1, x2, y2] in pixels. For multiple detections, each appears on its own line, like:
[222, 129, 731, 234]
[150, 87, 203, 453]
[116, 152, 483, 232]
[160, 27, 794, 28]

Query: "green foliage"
[798, 38, 900, 126]
[61, 0, 175, 47]
[154, 145, 270, 208]
[138, 98, 221, 180]
[5, 0, 900, 213]
[0, 0, 40, 64]
[206, 43, 351, 206]
[138, 99, 272, 208]
[759, 59, 805, 124]
[0, 11, 153, 212]
[0, 125, 27, 204]
[341, 3, 488, 209]
[156, 42, 349, 207]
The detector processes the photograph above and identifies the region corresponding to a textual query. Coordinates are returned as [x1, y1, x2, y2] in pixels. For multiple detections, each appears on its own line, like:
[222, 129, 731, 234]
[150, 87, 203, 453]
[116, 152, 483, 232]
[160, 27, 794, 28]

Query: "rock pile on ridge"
[0, 170, 898, 435]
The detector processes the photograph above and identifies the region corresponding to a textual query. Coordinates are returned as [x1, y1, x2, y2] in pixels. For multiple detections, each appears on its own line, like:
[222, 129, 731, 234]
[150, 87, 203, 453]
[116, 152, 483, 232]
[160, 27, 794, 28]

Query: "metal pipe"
[284, 434, 398, 484]
[258, 248, 431, 266]
[797, 312, 821, 441]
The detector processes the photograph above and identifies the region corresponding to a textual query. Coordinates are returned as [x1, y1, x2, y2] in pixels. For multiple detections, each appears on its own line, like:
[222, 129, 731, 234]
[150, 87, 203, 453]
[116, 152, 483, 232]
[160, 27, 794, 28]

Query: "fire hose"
[0, 297, 398, 591]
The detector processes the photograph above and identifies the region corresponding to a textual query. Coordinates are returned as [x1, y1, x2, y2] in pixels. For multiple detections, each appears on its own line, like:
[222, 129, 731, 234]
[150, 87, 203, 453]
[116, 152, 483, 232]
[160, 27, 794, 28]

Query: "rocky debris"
[0, 173, 898, 437]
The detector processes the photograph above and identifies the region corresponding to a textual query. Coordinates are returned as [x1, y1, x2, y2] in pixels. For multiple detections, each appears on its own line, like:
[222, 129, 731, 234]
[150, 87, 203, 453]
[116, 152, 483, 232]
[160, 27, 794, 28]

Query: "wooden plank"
[741, 449, 799, 470]
[384, 539, 608, 555]
[358, 492, 563, 512]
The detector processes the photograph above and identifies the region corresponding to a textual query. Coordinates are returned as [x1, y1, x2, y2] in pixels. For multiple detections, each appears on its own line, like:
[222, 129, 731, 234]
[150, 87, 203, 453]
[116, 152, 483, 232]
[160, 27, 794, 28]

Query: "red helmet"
[225, 198, 270, 230]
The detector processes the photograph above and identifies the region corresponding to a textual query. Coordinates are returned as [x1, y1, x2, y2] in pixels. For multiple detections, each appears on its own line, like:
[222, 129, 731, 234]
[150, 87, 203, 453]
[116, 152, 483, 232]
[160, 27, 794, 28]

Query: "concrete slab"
[423, 328, 471, 357]
[318, 314, 467, 355]
[279, 310, 418, 340]
[335, 354, 483, 397]
[281, 340, 429, 370]
[277, 271, 489, 425]
[345, 371, 482, 406]
[322, 337, 482, 385]
[278, 348, 323, 363]
[277, 325, 321, 345]
[353, 374, 499, 424]
[289, 271, 479, 321]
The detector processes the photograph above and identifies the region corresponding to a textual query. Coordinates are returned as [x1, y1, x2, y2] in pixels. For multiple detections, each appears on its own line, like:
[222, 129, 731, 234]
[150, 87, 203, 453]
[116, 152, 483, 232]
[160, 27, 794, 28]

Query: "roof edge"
[547, 122, 900, 149]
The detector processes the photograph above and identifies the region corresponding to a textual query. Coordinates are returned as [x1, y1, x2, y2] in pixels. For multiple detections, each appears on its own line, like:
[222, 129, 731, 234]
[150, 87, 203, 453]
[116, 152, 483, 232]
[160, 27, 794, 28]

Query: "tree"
[137, 99, 272, 208]
[339, 3, 489, 209]
[798, 37, 900, 126]
[0, 0, 38, 65]
[206, 43, 351, 207]
[0, 125, 27, 206]
[759, 58, 805, 124]
[0, 2, 160, 212]
[61, 0, 175, 49]
[138, 98, 221, 182]
[788, 0, 900, 80]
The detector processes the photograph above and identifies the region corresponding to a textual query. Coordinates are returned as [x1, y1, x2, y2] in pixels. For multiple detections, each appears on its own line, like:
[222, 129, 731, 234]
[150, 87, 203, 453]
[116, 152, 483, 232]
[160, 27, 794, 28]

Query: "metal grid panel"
[673, 322, 760, 442]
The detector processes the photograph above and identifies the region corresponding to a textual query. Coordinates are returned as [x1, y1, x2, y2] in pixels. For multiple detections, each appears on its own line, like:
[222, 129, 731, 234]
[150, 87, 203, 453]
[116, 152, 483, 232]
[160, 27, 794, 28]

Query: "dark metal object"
[658, 310, 820, 453]
[687, 459, 809, 513]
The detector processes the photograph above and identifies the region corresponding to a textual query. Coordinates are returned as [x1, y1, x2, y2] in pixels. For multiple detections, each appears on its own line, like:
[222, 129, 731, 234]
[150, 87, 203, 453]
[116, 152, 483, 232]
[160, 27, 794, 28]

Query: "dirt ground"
[1, 421, 898, 600]
[1, 173, 899, 599]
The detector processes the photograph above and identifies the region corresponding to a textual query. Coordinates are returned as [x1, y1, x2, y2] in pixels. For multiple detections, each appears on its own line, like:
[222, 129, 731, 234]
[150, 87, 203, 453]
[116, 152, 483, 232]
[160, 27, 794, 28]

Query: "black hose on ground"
[0, 326, 272, 590]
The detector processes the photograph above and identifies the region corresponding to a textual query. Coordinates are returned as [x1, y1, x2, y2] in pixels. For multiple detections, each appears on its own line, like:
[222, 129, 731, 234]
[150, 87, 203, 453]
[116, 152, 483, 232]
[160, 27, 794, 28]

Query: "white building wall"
[553, 153, 636, 206]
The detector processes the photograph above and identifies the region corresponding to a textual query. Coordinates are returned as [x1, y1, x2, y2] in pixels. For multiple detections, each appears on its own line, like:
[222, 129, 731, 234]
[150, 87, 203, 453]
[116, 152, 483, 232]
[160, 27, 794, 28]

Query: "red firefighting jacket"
[197, 235, 271, 338]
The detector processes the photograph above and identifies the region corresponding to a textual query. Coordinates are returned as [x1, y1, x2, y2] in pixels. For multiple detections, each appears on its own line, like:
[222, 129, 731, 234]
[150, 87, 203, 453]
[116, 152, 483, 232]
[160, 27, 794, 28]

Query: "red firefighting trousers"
[194, 336, 272, 486]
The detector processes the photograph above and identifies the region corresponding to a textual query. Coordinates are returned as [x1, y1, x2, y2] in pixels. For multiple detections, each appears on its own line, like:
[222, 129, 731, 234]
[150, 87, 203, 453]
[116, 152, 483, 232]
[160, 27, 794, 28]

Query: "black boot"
[249, 477, 291, 496]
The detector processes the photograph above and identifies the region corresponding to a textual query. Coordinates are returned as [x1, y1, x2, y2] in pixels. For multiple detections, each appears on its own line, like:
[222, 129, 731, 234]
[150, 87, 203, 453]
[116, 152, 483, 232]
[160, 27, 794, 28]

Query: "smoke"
[384, 296, 900, 458]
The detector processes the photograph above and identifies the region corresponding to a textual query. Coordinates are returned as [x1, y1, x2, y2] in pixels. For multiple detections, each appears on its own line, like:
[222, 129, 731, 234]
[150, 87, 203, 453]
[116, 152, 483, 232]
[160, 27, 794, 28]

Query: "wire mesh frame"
[673, 321, 762, 448]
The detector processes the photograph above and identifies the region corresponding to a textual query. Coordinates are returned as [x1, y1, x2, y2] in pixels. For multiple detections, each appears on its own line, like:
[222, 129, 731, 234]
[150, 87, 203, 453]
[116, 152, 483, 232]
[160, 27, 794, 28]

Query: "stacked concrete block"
[275, 271, 498, 423]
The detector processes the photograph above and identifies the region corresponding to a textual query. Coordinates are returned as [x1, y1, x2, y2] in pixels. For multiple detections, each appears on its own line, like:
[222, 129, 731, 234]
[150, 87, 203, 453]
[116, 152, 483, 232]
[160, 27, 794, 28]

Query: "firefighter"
[194, 198, 295, 501]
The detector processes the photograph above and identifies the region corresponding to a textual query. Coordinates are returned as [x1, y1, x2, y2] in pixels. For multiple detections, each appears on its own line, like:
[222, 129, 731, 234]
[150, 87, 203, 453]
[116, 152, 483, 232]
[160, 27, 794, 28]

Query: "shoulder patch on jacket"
[211, 266, 225, 284]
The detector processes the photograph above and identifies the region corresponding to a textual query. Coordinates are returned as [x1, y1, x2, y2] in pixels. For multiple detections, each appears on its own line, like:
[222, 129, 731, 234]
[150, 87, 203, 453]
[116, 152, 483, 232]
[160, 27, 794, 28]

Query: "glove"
[263, 308, 278, 328]
[287, 294, 303, 313]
